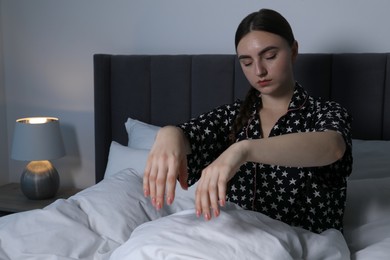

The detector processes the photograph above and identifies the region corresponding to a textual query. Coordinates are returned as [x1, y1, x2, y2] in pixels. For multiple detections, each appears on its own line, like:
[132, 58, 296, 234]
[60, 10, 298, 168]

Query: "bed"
[0, 53, 390, 259]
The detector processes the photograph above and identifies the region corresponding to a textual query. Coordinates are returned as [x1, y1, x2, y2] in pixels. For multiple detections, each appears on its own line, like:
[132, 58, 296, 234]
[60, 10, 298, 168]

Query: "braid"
[229, 88, 261, 144]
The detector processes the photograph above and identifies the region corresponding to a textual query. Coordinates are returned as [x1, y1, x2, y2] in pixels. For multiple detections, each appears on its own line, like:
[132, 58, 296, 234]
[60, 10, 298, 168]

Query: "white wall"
[1, 0, 390, 188]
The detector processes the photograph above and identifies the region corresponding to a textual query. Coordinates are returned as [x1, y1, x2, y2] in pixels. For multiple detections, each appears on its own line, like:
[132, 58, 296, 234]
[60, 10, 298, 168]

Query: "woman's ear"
[291, 40, 299, 62]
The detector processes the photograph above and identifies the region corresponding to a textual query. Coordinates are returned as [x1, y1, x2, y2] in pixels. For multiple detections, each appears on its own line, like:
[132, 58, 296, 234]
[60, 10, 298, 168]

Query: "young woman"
[143, 8, 352, 233]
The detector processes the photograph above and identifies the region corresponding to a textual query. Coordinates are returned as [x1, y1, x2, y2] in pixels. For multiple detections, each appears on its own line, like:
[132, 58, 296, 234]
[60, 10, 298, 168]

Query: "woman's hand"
[143, 126, 190, 210]
[195, 141, 248, 220]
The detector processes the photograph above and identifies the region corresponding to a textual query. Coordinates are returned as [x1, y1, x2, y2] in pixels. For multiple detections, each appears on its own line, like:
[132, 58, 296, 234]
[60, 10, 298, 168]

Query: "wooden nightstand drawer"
[0, 183, 80, 215]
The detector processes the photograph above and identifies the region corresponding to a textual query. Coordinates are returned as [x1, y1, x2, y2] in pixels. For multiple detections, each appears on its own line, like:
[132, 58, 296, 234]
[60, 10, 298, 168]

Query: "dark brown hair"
[235, 9, 295, 49]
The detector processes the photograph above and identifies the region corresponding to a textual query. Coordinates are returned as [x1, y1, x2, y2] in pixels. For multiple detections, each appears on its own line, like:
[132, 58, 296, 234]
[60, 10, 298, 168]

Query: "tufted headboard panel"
[94, 53, 390, 182]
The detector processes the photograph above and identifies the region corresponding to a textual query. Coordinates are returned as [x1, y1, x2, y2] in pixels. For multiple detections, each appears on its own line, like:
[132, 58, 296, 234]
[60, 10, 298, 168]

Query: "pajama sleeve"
[313, 100, 353, 181]
[177, 101, 241, 186]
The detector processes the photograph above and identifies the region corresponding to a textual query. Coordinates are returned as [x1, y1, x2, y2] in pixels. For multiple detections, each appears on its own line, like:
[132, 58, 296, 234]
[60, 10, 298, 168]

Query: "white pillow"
[104, 141, 197, 209]
[105, 141, 150, 178]
[351, 139, 390, 180]
[125, 118, 160, 149]
[344, 176, 390, 229]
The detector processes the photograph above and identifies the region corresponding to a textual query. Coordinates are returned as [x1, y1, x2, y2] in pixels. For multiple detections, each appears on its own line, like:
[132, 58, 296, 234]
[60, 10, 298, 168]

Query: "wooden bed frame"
[93, 53, 390, 183]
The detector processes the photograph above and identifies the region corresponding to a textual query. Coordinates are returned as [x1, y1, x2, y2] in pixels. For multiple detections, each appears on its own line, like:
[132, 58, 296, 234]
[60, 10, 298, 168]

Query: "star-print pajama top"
[178, 83, 353, 233]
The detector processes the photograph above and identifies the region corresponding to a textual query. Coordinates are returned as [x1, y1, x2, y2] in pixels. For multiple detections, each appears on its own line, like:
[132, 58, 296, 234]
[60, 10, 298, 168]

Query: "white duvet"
[0, 170, 166, 260]
[0, 168, 389, 260]
[111, 207, 349, 260]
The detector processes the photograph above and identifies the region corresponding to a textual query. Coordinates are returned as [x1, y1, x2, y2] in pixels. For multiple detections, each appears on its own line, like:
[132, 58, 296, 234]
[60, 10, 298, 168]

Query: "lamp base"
[20, 160, 60, 200]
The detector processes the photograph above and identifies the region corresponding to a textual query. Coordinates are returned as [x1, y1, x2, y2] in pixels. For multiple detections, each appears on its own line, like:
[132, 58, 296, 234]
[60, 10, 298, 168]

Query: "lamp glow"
[25, 117, 49, 124]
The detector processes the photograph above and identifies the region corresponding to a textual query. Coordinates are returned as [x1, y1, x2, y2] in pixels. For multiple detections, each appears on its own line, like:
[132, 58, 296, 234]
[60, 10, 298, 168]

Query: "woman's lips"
[258, 79, 272, 87]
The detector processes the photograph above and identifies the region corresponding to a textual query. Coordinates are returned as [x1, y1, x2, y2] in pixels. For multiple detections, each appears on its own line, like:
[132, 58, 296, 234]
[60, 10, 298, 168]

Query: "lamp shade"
[11, 117, 65, 161]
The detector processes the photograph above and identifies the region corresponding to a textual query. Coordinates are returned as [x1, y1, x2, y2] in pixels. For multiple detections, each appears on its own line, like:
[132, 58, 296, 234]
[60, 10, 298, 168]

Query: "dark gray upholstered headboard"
[94, 53, 390, 183]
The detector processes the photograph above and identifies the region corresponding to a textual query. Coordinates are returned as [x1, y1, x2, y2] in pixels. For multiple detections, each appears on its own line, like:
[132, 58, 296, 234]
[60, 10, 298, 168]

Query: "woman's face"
[236, 30, 297, 97]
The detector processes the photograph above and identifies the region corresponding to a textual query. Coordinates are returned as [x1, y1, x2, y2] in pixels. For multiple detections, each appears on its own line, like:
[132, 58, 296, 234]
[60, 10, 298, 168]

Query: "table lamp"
[11, 117, 65, 200]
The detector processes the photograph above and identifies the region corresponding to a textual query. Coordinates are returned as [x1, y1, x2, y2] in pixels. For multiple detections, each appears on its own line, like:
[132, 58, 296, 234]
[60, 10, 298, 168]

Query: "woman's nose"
[255, 61, 267, 77]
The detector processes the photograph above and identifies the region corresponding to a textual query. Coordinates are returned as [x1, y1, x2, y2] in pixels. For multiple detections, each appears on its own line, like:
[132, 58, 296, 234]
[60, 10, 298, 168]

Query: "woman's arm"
[144, 102, 240, 211]
[143, 126, 191, 210]
[195, 130, 346, 220]
[242, 130, 346, 167]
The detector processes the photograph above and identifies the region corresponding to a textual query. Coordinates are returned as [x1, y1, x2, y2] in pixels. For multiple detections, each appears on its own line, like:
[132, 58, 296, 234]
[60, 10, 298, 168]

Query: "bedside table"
[0, 183, 80, 216]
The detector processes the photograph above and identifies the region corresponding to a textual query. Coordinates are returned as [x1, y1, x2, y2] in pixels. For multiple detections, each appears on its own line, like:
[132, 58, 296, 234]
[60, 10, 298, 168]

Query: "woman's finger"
[154, 162, 168, 210]
[218, 173, 228, 207]
[208, 172, 220, 217]
[147, 160, 158, 207]
[165, 158, 180, 205]
[199, 170, 212, 220]
[195, 175, 205, 218]
[143, 157, 152, 197]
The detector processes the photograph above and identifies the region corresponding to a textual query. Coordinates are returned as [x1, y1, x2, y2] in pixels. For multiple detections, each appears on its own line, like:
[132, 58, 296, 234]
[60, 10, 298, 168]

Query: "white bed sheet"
[0, 168, 349, 260]
[0, 169, 168, 260]
[0, 199, 118, 260]
[344, 177, 390, 259]
[0, 162, 389, 259]
[111, 207, 349, 260]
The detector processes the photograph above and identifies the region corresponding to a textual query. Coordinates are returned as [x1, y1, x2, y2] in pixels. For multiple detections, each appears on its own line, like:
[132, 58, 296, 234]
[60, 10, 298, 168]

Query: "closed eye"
[264, 51, 277, 60]
[265, 53, 277, 60]
[239, 58, 253, 67]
